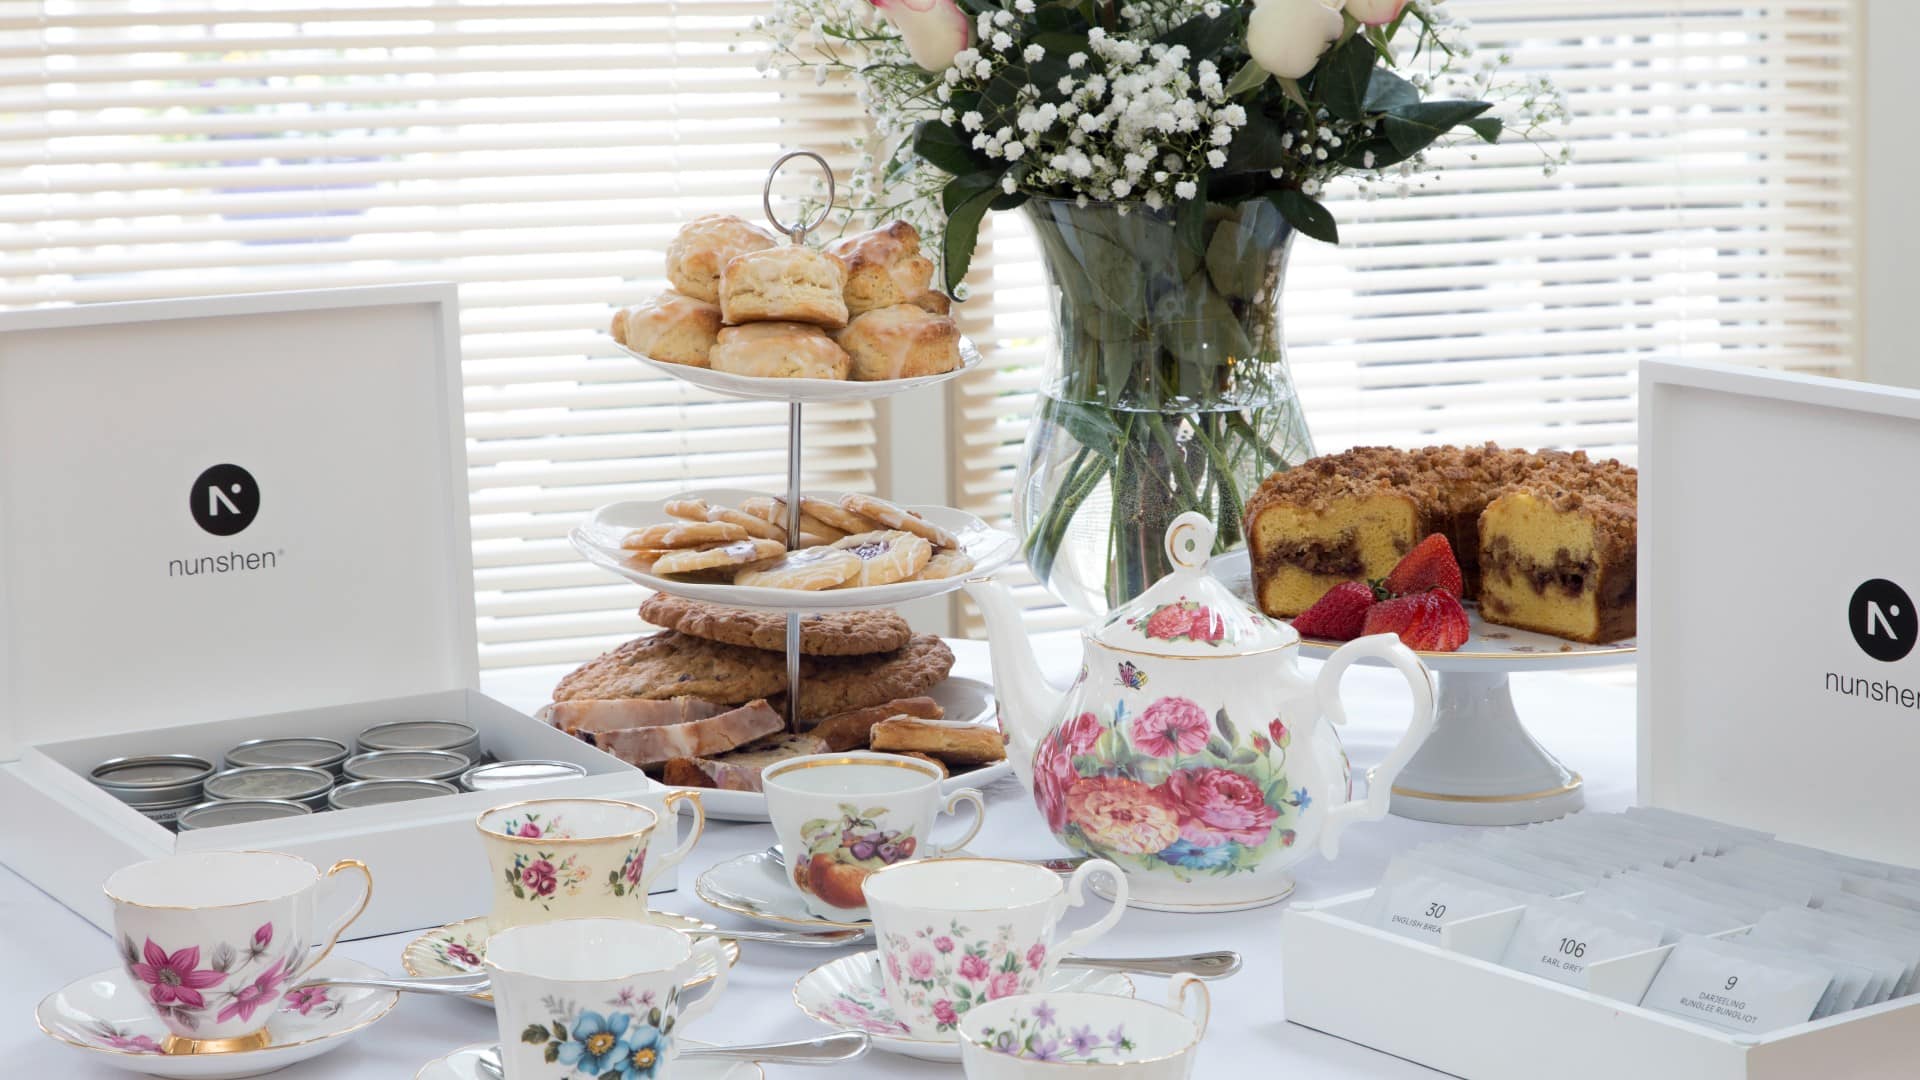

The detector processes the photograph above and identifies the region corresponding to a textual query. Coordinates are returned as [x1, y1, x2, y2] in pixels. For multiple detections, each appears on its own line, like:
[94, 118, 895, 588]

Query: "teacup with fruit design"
[762, 752, 986, 921]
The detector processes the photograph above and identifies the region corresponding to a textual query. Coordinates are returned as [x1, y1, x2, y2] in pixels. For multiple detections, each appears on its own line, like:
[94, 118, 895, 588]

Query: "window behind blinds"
[1, 0, 877, 668]
[952, 0, 1858, 632]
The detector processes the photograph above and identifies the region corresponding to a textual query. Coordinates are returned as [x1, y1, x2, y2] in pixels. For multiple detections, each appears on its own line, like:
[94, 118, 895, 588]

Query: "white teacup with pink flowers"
[863, 857, 1128, 1040]
[103, 850, 372, 1055]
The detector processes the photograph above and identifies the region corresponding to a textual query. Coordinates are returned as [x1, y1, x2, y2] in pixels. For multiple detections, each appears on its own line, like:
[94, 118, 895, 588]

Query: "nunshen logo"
[1848, 579, 1916, 663]
[170, 463, 281, 579]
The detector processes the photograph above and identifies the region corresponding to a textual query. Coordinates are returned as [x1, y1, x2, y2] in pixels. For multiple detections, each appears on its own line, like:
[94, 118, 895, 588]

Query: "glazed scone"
[911, 289, 953, 316]
[834, 303, 962, 381]
[720, 245, 850, 328]
[708, 321, 852, 380]
[610, 291, 723, 368]
[826, 220, 939, 316]
[666, 214, 779, 303]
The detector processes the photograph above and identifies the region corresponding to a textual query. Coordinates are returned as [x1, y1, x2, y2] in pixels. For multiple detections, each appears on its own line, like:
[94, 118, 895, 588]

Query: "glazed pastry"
[651, 538, 786, 576]
[734, 547, 862, 591]
[840, 493, 961, 548]
[663, 498, 711, 521]
[829, 529, 932, 587]
[708, 322, 852, 380]
[719, 245, 850, 328]
[826, 220, 939, 317]
[915, 549, 975, 580]
[740, 496, 847, 545]
[610, 291, 723, 368]
[665, 214, 779, 303]
[705, 504, 786, 542]
[834, 303, 962, 381]
[621, 520, 749, 550]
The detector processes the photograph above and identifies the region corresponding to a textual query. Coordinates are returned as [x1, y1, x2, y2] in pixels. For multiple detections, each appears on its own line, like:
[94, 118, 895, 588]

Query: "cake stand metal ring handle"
[763, 149, 834, 246]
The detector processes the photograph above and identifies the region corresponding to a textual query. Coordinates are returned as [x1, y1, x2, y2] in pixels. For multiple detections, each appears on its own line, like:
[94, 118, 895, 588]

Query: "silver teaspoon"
[1061, 950, 1242, 979]
[476, 1032, 868, 1076]
[294, 972, 490, 997]
[705, 926, 866, 947]
[765, 843, 1089, 875]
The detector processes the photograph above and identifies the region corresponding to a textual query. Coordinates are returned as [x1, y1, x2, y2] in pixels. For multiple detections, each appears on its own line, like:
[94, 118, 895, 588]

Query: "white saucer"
[36, 955, 397, 1079]
[696, 848, 872, 934]
[792, 951, 1134, 1063]
[418, 1041, 761, 1080]
[401, 912, 741, 1005]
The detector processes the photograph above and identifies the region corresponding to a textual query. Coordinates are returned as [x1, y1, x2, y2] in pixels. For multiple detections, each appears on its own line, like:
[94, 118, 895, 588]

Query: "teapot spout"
[963, 575, 1064, 790]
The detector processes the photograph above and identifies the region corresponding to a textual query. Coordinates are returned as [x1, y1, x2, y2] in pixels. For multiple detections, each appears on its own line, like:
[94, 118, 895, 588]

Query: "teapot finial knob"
[1164, 512, 1216, 573]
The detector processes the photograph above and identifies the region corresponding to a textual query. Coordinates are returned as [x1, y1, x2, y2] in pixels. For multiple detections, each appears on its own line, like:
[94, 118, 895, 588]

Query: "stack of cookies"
[622, 492, 975, 591]
[547, 598, 1004, 790]
[609, 216, 963, 382]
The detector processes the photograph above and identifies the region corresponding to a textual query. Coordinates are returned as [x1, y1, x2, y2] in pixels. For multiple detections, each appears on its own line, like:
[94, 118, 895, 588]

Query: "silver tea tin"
[328, 778, 458, 810]
[356, 720, 481, 761]
[343, 749, 469, 783]
[460, 759, 588, 792]
[223, 736, 350, 776]
[204, 765, 334, 809]
[91, 754, 215, 808]
[138, 796, 203, 830]
[176, 798, 313, 831]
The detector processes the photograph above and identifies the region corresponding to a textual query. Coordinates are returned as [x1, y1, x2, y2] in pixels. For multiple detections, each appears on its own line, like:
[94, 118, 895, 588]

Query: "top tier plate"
[1210, 548, 1635, 672]
[613, 335, 982, 403]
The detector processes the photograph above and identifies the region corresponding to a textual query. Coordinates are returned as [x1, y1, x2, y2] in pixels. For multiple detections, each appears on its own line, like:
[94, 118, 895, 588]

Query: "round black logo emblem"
[1849, 578, 1916, 663]
[189, 464, 260, 537]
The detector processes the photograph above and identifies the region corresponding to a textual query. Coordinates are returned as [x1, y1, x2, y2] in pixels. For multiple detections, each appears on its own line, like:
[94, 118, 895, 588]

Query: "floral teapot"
[966, 512, 1437, 912]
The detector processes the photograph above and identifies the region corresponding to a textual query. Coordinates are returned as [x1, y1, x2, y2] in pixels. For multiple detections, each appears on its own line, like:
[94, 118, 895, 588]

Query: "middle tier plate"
[571, 488, 1016, 611]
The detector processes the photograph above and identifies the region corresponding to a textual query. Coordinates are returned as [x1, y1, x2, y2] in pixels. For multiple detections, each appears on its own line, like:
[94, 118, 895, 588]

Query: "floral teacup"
[958, 975, 1211, 1078]
[484, 918, 728, 1080]
[103, 850, 372, 1054]
[863, 857, 1129, 1040]
[477, 797, 696, 933]
[763, 751, 987, 920]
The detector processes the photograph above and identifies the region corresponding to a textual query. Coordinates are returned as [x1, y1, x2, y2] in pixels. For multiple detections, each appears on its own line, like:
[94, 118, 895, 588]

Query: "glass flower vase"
[1014, 196, 1316, 616]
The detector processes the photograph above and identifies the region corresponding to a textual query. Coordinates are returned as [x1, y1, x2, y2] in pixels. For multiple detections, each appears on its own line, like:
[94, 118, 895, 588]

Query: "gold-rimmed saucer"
[695, 849, 870, 934]
[400, 911, 741, 1006]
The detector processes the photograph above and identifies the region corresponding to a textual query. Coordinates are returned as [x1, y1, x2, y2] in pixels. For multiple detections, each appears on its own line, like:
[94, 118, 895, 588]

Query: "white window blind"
[953, 0, 1858, 633]
[1, 0, 880, 668]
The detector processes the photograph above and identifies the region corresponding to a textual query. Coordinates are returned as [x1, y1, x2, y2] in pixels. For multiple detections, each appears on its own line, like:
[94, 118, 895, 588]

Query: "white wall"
[1865, 0, 1920, 388]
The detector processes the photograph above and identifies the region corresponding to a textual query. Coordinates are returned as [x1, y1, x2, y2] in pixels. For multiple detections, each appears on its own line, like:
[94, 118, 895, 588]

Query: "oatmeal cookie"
[552, 631, 787, 706]
[638, 595, 913, 656]
[789, 634, 954, 719]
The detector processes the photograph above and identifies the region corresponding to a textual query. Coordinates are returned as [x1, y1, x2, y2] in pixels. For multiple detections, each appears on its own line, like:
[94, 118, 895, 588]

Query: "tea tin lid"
[224, 736, 350, 771]
[204, 765, 333, 803]
[91, 754, 214, 807]
[460, 759, 588, 791]
[356, 720, 480, 754]
[177, 798, 313, 831]
[1094, 511, 1297, 657]
[344, 749, 469, 782]
[329, 778, 458, 809]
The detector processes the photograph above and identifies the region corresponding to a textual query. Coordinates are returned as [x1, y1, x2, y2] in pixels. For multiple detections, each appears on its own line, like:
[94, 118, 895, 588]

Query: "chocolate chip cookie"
[553, 631, 788, 706]
[639, 595, 913, 656]
[791, 633, 954, 719]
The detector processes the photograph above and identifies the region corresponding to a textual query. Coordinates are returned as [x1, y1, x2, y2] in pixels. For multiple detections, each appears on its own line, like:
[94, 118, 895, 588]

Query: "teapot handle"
[1314, 633, 1436, 860]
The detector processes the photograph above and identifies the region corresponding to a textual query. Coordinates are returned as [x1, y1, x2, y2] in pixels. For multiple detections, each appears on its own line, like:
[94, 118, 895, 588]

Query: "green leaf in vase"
[1382, 99, 1494, 158]
[941, 172, 1005, 292]
[1465, 116, 1504, 143]
[1046, 399, 1124, 458]
[1222, 111, 1290, 175]
[1226, 58, 1272, 98]
[1157, 10, 1237, 58]
[1269, 189, 1339, 245]
[1362, 67, 1420, 113]
[912, 120, 986, 177]
[1315, 34, 1378, 123]
[1204, 210, 1271, 300]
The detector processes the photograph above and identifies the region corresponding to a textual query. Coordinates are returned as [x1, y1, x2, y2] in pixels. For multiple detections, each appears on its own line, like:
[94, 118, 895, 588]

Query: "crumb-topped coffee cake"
[1242, 444, 1636, 643]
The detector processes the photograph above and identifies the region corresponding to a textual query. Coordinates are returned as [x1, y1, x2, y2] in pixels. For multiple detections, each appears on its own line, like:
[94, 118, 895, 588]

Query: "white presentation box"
[1280, 359, 1920, 1080]
[0, 287, 656, 938]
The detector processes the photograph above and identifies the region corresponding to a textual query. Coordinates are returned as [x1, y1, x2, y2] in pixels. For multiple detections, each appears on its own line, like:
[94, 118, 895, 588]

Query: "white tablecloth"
[3, 638, 1636, 1078]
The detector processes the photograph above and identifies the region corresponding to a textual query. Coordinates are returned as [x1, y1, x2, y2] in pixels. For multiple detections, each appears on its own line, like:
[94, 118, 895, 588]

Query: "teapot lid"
[1093, 512, 1298, 656]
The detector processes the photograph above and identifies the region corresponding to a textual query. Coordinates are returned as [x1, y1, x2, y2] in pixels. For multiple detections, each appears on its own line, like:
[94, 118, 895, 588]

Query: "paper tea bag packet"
[1496, 897, 1667, 989]
[1367, 868, 1531, 945]
[1641, 935, 1834, 1036]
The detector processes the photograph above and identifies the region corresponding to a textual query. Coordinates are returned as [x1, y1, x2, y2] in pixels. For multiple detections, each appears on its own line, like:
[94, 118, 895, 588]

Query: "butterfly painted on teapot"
[966, 512, 1438, 912]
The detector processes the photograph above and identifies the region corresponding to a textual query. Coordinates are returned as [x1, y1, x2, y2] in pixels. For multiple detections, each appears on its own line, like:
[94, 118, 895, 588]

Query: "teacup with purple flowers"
[103, 850, 372, 1055]
[957, 975, 1210, 1078]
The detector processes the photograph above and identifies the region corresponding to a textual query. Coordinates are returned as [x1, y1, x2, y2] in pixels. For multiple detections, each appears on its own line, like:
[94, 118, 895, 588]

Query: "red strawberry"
[1384, 534, 1464, 599]
[1291, 582, 1377, 642]
[1361, 589, 1471, 652]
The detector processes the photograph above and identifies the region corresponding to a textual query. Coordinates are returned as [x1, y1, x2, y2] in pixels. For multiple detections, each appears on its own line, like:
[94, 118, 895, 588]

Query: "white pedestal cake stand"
[1212, 549, 1634, 826]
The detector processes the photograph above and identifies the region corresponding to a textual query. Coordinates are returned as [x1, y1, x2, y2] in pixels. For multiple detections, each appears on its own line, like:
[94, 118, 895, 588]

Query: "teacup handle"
[643, 790, 706, 888]
[930, 787, 986, 857]
[1314, 633, 1437, 861]
[1053, 858, 1128, 961]
[297, 859, 373, 979]
[675, 937, 731, 1029]
[1167, 973, 1211, 1039]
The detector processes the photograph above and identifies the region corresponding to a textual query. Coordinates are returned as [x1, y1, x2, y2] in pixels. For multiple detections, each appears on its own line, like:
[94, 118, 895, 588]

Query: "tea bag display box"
[1280, 360, 1920, 1080]
[0, 288, 658, 938]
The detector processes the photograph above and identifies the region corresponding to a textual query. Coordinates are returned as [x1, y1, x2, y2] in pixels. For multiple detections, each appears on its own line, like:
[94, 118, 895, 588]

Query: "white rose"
[1245, 0, 1346, 80]
[1345, 0, 1409, 26]
[871, 0, 973, 72]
